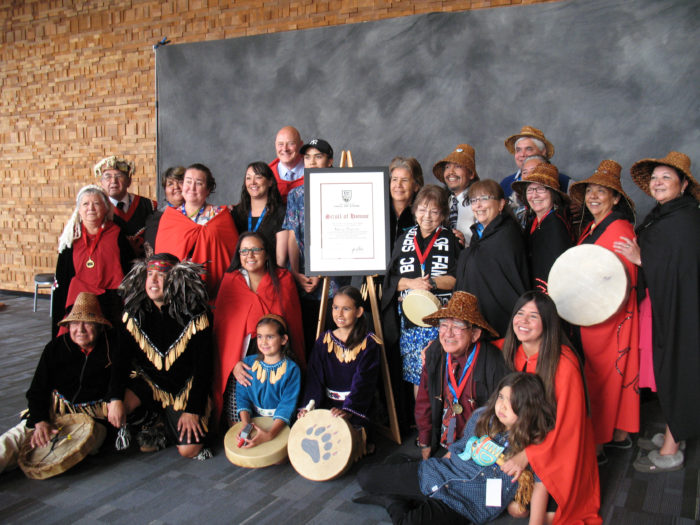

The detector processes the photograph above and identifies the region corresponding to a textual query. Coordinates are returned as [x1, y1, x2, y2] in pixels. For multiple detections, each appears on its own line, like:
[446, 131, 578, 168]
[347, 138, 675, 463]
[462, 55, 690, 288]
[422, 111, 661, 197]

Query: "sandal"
[633, 449, 683, 473]
[637, 433, 686, 452]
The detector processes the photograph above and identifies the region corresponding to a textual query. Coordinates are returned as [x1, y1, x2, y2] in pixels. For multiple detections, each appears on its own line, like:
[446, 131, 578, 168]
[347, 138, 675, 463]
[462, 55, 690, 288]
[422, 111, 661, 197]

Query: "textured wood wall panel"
[1, 0, 557, 292]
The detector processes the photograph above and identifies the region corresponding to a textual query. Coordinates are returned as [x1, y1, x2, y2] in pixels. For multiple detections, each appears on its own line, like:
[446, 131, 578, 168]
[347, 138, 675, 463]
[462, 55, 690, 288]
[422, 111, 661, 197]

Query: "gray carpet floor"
[0, 292, 697, 524]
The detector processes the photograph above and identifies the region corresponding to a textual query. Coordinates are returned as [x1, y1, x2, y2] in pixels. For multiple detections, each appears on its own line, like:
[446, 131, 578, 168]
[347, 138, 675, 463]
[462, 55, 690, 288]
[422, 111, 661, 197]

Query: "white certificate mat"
[305, 167, 390, 275]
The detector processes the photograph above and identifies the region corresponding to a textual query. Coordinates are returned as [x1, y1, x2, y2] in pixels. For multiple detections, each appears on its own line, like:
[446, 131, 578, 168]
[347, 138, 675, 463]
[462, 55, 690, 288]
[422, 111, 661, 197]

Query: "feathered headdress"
[119, 255, 209, 326]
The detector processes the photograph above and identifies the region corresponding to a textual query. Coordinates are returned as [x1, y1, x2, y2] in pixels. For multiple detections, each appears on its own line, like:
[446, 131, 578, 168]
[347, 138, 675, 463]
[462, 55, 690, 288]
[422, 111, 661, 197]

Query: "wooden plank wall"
[0, 0, 557, 292]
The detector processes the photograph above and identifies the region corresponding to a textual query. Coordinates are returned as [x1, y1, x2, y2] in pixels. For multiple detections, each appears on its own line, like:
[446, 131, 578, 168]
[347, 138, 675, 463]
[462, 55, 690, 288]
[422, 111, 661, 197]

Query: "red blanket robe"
[578, 217, 640, 443]
[155, 206, 238, 299]
[515, 345, 601, 525]
[212, 268, 305, 421]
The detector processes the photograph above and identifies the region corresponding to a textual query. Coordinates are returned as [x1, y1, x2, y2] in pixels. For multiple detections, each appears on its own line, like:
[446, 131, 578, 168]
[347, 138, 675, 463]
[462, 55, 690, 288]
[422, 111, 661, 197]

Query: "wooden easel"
[314, 150, 401, 444]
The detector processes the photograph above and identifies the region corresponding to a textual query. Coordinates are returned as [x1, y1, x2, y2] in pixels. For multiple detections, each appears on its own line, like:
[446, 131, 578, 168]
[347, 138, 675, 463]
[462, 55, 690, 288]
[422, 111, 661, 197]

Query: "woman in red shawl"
[52, 185, 133, 337]
[213, 232, 305, 427]
[155, 163, 238, 300]
[568, 160, 639, 460]
[500, 291, 601, 525]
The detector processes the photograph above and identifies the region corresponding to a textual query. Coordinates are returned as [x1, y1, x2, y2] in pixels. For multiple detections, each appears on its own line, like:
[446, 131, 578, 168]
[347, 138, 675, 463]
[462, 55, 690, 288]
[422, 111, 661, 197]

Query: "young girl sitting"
[236, 314, 301, 448]
[354, 372, 556, 525]
[299, 286, 380, 431]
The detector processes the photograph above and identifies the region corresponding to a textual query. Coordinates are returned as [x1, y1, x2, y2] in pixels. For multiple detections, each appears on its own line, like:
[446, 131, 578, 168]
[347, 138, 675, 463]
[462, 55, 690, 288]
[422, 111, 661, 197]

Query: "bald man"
[269, 126, 304, 202]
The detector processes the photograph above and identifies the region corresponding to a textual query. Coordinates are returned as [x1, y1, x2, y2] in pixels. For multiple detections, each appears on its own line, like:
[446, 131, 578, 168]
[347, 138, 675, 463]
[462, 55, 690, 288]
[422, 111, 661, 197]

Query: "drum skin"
[19, 413, 97, 480]
[548, 244, 629, 326]
[287, 409, 361, 481]
[224, 416, 290, 468]
[403, 289, 440, 328]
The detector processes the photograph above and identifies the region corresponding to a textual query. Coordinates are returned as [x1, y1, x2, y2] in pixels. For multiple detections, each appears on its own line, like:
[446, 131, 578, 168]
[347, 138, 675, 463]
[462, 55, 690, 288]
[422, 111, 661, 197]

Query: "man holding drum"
[0, 292, 124, 475]
[415, 292, 508, 459]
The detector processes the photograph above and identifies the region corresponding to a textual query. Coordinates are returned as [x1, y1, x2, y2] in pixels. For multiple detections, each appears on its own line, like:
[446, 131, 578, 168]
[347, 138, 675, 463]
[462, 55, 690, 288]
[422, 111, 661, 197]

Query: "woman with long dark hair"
[213, 231, 304, 427]
[232, 161, 286, 263]
[500, 291, 601, 524]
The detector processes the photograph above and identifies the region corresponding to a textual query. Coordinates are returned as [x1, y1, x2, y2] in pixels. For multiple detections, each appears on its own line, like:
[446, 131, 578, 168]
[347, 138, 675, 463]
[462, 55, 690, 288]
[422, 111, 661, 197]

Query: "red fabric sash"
[212, 268, 305, 421]
[67, 221, 124, 307]
[269, 158, 304, 202]
[155, 206, 238, 299]
[515, 345, 602, 524]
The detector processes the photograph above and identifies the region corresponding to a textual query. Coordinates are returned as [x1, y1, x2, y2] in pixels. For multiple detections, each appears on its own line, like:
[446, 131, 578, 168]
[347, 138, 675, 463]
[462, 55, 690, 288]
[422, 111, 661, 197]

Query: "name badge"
[485, 478, 502, 507]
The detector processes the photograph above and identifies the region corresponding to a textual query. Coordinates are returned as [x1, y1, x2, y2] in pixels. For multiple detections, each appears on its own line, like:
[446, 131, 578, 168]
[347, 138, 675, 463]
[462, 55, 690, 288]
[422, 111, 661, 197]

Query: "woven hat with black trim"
[630, 151, 699, 202]
[511, 162, 570, 204]
[504, 126, 555, 159]
[569, 159, 635, 211]
[58, 292, 112, 327]
[432, 144, 478, 184]
[422, 291, 498, 338]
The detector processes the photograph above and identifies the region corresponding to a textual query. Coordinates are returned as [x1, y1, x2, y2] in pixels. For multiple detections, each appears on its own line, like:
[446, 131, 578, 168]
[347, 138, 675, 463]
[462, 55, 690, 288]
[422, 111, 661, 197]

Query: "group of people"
[1, 123, 698, 525]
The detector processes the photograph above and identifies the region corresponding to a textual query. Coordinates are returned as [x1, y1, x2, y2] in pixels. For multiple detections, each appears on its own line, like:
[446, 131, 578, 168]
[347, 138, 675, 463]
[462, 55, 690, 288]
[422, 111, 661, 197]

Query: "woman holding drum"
[568, 160, 639, 460]
[381, 185, 460, 398]
[511, 162, 572, 292]
[454, 180, 529, 338]
[616, 152, 700, 472]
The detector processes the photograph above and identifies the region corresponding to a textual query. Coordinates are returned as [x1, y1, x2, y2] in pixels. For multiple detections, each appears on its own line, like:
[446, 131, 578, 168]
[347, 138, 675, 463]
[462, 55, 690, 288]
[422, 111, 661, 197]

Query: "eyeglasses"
[526, 186, 549, 195]
[101, 173, 127, 182]
[438, 319, 473, 333]
[468, 195, 498, 206]
[240, 247, 265, 255]
[415, 207, 441, 218]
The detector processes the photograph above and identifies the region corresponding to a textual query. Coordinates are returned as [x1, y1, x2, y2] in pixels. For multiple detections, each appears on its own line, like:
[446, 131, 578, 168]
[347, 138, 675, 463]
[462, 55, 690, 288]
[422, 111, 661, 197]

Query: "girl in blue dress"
[236, 314, 301, 448]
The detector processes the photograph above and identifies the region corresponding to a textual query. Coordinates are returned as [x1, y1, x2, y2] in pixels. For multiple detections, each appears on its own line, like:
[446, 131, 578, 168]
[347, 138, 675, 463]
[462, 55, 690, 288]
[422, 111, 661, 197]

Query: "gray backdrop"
[156, 0, 699, 219]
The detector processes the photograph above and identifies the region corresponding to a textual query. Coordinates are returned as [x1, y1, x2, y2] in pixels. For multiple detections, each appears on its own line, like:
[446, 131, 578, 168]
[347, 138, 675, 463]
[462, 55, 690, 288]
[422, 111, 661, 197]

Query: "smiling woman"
[52, 185, 134, 337]
[231, 161, 286, 255]
[155, 163, 239, 300]
[213, 231, 305, 428]
[569, 160, 639, 453]
[454, 180, 529, 337]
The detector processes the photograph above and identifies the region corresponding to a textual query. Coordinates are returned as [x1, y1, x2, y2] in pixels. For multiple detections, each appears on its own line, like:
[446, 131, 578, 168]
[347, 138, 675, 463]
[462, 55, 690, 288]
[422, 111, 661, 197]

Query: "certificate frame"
[304, 167, 390, 276]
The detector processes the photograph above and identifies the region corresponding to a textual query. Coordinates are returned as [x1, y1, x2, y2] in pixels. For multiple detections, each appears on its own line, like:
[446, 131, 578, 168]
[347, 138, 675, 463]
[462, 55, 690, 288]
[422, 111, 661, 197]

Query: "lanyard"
[446, 343, 480, 404]
[181, 203, 205, 223]
[413, 227, 441, 277]
[248, 207, 267, 232]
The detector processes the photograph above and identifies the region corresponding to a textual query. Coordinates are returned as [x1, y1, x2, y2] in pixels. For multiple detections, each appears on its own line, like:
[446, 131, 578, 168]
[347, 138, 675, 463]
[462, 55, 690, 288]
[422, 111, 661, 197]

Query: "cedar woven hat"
[504, 126, 555, 159]
[569, 160, 635, 212]
[630, 151, 699, 202]
[433, 144, 478, 183]
[422, 291, 498, 338]
[511, 162, 570, 204]
[58, 292, 112, 327]
[93, 155, 134, 178]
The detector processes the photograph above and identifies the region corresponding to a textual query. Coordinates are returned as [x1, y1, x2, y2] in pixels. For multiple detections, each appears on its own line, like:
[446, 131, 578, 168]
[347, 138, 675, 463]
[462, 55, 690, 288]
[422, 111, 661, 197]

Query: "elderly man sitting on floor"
[415, 291, 508, 459]
[0, 292, 126, 475]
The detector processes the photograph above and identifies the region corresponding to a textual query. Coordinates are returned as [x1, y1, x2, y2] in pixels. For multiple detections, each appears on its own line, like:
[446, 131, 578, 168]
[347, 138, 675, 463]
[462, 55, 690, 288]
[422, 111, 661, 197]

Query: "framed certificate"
[304, 167, 390, 276]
